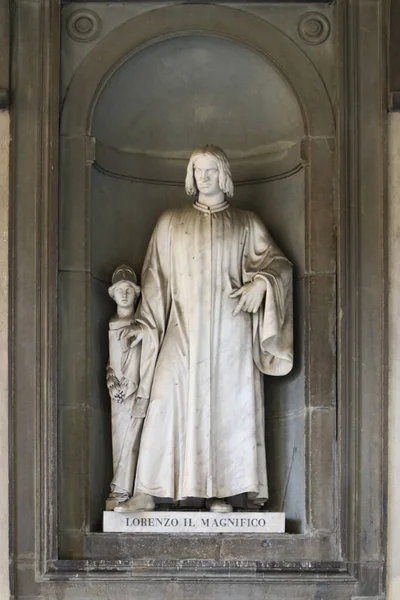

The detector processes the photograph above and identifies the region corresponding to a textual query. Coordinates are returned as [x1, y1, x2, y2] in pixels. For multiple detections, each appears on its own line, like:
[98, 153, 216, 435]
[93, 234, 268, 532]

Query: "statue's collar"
[193, 200, 230, 214]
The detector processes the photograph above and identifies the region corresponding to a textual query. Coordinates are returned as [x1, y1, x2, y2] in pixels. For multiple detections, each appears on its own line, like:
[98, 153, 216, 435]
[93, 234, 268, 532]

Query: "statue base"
[103, 510, 285, 533]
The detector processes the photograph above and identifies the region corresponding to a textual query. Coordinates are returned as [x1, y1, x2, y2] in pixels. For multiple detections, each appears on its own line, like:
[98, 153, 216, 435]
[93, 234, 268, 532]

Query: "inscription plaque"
[103, 511, 285, 533]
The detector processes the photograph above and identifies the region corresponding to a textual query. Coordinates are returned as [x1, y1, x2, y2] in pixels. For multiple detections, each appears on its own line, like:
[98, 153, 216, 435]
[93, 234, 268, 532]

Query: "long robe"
[128, 200, 293, 504]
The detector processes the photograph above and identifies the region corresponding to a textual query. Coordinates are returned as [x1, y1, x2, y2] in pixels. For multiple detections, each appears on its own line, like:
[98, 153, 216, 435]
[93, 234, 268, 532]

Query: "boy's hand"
[118, 323, 143, 350]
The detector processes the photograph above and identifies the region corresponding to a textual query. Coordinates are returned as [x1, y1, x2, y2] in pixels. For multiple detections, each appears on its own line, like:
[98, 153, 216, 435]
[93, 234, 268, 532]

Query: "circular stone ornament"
[298, 12, 330, 45]
[67, 9, 101, 42]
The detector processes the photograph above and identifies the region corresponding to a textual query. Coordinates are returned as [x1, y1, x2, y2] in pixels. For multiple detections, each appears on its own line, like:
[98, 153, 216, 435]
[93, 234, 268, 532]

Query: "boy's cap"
[111, 264, 137, 286]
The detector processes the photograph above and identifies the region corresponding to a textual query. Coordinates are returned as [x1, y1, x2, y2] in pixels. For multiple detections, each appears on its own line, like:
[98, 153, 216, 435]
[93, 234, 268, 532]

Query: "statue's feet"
[114, 493, 155, 512]
[105, 492, 128, 511]
[208, 498, 233, 513]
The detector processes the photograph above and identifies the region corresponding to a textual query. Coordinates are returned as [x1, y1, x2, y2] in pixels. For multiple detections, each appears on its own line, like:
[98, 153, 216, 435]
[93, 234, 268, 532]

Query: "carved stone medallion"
[298, 12, 330, 45]
[66, 9, 101, 43]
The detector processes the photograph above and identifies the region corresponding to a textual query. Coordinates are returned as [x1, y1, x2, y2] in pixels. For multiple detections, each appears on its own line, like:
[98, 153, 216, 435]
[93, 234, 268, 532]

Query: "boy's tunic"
[108, 321, 148, 500]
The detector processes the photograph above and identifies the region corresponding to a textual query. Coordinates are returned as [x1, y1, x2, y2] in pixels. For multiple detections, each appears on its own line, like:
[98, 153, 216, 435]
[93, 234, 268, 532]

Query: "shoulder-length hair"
[185, 145, 234, 198]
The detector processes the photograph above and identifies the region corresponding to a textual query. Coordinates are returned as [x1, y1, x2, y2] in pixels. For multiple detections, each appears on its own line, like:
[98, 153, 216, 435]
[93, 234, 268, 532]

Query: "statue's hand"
[118, 322, 143, 350]
[106, 365, 125, 403]
[106, 365, 119, 391]
[230, 278, 267, 316]
[111, 384, 125, 404]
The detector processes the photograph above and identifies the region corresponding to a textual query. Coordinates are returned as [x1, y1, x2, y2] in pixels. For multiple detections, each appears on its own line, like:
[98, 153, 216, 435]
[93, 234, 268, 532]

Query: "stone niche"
[10, 1, 387, 599]
[89, 32, 306, 530]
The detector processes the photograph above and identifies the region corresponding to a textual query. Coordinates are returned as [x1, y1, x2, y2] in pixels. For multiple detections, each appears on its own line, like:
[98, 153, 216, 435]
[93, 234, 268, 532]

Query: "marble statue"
[114, 145, 293, 514]
[105, 265, 148, 510]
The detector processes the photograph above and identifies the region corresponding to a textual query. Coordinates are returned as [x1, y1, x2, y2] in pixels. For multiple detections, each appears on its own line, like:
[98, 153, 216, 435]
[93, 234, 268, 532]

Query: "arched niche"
[58, 3, 336, 537]
[61, 4, 334, 138]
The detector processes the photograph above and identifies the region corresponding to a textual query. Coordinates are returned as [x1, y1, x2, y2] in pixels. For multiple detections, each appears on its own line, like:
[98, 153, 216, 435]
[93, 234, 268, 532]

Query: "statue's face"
[193, 154, 221, 196]
[113, 281, 136, 309]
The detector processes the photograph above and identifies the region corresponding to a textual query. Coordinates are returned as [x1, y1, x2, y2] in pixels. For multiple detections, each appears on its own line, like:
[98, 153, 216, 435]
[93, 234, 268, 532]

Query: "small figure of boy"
[105, 264, 148, 510]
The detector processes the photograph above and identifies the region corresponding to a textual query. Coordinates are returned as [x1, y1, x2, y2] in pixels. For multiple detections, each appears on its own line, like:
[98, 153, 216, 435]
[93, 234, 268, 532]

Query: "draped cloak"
[124, 200, 293, 504]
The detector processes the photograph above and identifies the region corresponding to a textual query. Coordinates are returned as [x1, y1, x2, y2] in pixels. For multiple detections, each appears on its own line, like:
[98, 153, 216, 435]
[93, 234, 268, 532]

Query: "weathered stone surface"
[306, 137, 336, 275]
[0, 111, 9, 600]
[307, 407, 336, 533]
[58, 271, 89, 409]
[308, 274, 336, 407]
[58, 405, 87, 534]
[59, 134, 91, 273]
[388, 112, 400, 600]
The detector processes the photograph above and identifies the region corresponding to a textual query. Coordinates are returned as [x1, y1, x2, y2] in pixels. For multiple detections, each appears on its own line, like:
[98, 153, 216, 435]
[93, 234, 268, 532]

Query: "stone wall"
[0, 78, 399, 600]
[387, 113, 400, 600]
[0, 111, 9, 598]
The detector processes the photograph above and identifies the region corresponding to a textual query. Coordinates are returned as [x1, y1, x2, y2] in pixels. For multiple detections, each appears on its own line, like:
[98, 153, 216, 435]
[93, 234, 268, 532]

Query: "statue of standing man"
[115, 145, 293, 514]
